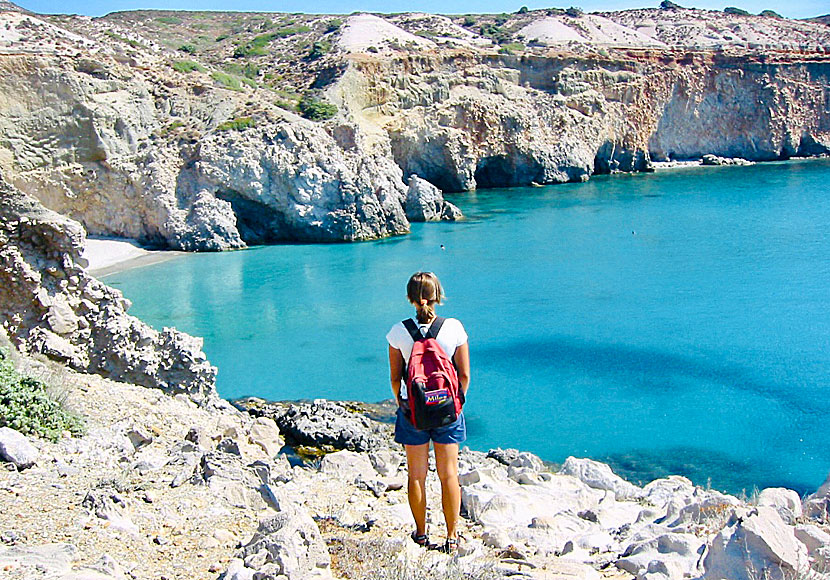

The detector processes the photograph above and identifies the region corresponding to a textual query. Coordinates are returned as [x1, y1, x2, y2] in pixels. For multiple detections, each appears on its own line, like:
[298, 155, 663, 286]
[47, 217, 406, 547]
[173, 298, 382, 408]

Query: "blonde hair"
[407, 272, 444, 324]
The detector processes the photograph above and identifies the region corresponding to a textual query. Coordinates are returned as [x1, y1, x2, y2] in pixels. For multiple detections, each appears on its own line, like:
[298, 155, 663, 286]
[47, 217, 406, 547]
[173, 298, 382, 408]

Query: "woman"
[386, 272, 470, 554]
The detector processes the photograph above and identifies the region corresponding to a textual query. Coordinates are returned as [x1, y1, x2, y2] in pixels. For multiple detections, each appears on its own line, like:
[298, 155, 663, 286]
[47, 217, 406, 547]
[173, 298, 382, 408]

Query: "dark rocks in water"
[234, 399, 391, 453]
[701, 154, 754, 166]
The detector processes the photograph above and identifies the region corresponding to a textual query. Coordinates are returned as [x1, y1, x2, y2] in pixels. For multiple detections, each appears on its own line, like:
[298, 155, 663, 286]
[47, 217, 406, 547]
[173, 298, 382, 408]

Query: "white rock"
[702, 507, 810, 580]
[481, 527, 511, 548]
[559, 457, 644, 500]
[0, 427, 38, 469]
[758, 487, 803, 524]
[369, 448, 403, 477]
[223, 558, 256, 580]
[617, 532, 705, 580]
[319, 450, 375, 484]
[0, 543, 77, 574]
[248, 416, 283, 457]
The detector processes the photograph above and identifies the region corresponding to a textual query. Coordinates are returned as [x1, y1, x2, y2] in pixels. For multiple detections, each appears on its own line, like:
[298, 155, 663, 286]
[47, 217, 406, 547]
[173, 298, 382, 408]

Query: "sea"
[103, 159, 830, 496]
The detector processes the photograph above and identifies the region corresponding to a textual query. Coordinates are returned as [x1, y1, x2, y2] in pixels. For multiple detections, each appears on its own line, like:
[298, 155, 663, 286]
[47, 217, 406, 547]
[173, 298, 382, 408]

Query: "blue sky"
[15, 0, 830, 19]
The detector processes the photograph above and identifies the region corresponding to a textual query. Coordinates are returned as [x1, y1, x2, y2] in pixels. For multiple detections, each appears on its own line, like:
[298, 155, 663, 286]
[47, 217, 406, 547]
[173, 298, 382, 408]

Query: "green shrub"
[499, 42, 525, 53]
[217, 116, 256, 131]
[215, 34, 229, 42]
[758, 9, 781, 17]
[178, 44, 196, 54]
[462, 15, 477, 27]
[225, 62, 260, 79]
[565, 6, 584, 17]
[517, 6, 529, 14]
[724, 6, 750, 15]
[212, 71, 243, 90]
[172, 60, 204, 73]
[308, 40, 331, 59]
[479, 23, 511, 44]
[156, 16, 182, 25]
[0, 351, 84, 442]
[325, 19, 343, 33]
[660, 0, 683, 8]
[298, 95, 337, 121]
[274, 24, 311, 37]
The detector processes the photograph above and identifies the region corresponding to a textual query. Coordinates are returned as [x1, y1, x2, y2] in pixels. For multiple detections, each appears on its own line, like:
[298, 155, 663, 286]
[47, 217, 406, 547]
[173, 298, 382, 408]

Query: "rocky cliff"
[0, 174, 216, 400]
[0, 4, 828, 248]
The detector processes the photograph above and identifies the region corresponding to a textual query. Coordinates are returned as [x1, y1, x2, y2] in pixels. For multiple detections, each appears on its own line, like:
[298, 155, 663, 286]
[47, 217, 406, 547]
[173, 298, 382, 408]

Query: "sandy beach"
[81, 237, 184, 277]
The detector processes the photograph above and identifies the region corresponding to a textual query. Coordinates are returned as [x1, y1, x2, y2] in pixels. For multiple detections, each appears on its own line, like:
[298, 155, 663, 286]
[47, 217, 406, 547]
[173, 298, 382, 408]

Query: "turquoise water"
[105, 159, 830, 495]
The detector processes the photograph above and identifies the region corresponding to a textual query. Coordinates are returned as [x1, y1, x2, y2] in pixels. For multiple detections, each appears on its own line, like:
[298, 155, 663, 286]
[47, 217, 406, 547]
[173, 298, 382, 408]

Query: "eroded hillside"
[0, 2, 829, 248]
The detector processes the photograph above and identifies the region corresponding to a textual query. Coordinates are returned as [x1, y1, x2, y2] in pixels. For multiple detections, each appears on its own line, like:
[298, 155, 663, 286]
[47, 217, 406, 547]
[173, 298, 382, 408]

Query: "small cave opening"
[215, 190, 290, 245]
[474, 156, 518, 189]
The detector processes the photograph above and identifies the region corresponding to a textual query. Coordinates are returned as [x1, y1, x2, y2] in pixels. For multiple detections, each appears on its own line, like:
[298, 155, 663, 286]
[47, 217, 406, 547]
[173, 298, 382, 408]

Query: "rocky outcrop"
[0, 176, 216, 399]
[335, 51, 830, 192]
[194, 121, 410, 243]
[3, 375, 830, 580]
[701, 154, 755, 166]
[3, 8, 829, 247]
[404, 174, 461, 222]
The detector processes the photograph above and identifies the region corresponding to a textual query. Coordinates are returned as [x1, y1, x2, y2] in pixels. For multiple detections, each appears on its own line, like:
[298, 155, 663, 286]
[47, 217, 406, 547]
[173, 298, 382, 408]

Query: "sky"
[14, 0, 830, 20]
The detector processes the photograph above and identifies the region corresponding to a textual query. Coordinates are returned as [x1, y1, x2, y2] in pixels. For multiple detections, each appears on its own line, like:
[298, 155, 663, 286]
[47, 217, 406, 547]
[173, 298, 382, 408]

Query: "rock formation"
[1, 6, 829, 248]
[0, 175, 216, 399]
[1, 345, 829, 580]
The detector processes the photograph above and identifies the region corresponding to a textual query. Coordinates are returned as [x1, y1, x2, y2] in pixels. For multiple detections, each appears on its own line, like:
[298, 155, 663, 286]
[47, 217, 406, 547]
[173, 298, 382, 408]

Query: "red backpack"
[403, 317, 464, 430]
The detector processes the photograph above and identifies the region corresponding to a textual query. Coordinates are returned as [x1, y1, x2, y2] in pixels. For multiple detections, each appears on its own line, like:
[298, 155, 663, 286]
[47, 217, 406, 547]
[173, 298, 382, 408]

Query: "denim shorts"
[394, 407, 467, 446]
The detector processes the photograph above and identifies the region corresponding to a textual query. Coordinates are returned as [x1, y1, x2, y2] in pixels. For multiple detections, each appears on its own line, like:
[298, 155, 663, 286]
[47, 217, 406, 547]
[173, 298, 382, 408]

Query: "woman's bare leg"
[434, 442, 461, 540]
[404, 443, 430, 535]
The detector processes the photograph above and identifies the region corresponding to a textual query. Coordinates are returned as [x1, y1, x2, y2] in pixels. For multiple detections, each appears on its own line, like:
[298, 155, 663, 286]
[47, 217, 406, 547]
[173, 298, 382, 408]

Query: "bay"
[104, 159, 830, 495]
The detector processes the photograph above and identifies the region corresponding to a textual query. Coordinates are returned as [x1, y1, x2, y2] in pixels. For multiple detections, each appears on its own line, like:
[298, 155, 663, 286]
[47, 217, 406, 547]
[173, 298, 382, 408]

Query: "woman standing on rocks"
[386, 272, 470, 554]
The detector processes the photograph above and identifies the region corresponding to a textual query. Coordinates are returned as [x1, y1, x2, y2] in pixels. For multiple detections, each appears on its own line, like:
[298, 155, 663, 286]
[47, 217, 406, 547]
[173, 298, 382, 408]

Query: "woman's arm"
[388, 345, 405, 405]
[453, 342, 470, 395]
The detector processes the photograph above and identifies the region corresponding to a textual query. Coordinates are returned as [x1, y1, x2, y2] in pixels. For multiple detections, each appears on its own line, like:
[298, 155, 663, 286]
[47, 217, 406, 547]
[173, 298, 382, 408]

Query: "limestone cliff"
[0, 175, 216, 400]
[334, 51, 830, 191]
[0, 5, 829, 248]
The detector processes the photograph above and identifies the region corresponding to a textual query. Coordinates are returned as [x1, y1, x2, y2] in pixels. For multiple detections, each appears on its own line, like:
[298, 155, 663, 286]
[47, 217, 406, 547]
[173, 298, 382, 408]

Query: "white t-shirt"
[386, 317, 468, 400]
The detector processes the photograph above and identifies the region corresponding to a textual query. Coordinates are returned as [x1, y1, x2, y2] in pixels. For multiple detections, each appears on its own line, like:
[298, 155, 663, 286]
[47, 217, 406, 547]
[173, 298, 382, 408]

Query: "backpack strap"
[402, 319, 421, 342]
[402, 317, 446, 341]
[425, 317, 446, 339]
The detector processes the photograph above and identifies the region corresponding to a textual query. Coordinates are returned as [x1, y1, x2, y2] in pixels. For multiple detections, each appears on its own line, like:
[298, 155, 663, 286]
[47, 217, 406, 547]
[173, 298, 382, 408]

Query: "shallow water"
[105, 159, 830, 495]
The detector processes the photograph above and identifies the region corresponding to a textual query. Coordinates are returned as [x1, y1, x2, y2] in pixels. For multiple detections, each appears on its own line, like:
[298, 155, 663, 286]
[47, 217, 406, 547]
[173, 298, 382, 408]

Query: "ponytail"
[407, 272, 444, 324]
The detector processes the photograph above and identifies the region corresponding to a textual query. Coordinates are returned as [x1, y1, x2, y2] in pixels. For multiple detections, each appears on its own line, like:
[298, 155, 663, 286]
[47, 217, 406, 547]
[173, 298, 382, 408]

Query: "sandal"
[439, 537, 458, 554]
[410, 531, 430, 548]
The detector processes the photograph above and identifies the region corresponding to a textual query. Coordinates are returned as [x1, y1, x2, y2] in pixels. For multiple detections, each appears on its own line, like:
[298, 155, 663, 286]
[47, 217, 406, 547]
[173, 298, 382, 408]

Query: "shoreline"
[81, 237, 186, 277]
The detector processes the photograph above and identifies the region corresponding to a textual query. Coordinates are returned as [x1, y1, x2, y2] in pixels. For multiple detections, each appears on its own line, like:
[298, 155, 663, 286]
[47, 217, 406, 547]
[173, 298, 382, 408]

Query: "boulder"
[0, 427, 38, 469]
[701, 507, 809, 580]
[803, 472, 830, 520]
[319, 450, 377, 483]
[404, 175, 462, 222]
[238, 497, 332, 579]
[559, 457, 644, 500]
[701, 154, 755, 166]
[757, 487, 802, 524]
[487, 448, 545, 471]
[248, 416, 284, 457]
[272, 400, 387, 452]
[616, 532, 705, 580]
[794, 523, 830, 554]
